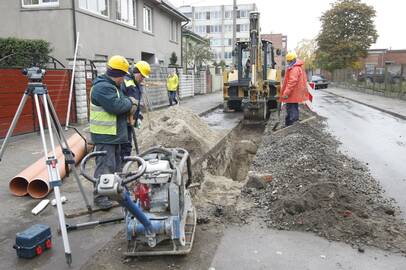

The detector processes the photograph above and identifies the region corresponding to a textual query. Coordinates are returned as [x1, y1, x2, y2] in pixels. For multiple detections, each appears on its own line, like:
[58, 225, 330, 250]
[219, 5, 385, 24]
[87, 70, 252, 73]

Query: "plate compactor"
[80, 146, 196, 256]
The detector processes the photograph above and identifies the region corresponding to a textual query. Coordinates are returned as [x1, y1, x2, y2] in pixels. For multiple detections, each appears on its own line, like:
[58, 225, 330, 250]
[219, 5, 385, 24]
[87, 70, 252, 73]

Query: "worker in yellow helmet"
[167, 69, 179, 106]
[89, 55, 138, 209]
[120, 60, 151, 159]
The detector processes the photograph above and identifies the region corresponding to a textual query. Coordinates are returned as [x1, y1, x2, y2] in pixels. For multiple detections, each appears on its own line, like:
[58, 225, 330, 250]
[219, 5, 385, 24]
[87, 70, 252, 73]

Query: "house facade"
[0, 0, 187, 66]
[362, 49, 406, 76]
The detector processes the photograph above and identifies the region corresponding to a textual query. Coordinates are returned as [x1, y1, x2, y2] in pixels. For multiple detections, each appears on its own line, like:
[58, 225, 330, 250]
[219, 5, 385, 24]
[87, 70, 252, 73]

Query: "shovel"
[272, 101, 282, 131]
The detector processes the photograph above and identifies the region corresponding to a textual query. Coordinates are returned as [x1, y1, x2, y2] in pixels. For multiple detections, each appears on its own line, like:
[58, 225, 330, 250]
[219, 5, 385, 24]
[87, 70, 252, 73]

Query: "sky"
[171, 0, 406, 50]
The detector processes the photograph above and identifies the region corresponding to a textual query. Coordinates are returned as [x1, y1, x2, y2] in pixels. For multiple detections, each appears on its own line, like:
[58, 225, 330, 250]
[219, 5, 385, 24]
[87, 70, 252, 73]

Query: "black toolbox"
[13, 224, 52, 258]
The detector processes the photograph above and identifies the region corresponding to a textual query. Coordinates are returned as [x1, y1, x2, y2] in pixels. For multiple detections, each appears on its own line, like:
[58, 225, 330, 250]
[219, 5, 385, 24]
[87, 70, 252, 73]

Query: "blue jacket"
[90, 75, 132, 144]
[121, 74, 143, 121]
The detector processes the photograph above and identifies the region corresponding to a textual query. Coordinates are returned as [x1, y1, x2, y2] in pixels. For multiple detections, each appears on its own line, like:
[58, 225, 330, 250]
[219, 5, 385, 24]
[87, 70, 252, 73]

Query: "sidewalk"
[179, 91, 223, 115]
[324, 87, 406, 120]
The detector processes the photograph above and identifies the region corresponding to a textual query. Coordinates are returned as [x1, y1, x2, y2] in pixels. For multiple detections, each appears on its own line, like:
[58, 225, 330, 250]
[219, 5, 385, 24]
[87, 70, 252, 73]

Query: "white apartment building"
[178, 3, 257, 65]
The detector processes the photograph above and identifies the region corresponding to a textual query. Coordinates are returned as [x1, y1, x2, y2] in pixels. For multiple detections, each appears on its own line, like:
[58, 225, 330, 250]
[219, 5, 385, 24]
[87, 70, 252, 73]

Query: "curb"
[197, 103, 223, 117]
[324, 90, 406, 121]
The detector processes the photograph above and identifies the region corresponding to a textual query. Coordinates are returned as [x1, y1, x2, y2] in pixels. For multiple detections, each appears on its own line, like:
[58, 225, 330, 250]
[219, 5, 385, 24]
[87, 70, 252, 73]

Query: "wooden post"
[399, 64, 404, 95]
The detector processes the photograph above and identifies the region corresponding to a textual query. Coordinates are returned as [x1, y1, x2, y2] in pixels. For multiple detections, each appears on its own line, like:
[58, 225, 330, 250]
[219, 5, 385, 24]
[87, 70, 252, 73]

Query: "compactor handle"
[122, 156, 147, 185]
[80, 151, 107, 184]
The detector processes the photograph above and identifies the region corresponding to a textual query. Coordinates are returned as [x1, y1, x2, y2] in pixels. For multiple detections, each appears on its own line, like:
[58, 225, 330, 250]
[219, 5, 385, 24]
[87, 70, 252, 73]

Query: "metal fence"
[332, 64, 406, 99]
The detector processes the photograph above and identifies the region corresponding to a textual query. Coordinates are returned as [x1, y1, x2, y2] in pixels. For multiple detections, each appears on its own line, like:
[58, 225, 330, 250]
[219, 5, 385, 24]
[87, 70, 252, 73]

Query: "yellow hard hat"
[134, 61, 151, 78]
[286, 51, 297, 62]
[107, 55, 129, 74]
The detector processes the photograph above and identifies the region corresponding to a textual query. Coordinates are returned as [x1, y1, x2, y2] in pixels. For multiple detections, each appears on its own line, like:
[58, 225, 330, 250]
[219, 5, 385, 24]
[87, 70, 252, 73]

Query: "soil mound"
[247, 114, 406, 253]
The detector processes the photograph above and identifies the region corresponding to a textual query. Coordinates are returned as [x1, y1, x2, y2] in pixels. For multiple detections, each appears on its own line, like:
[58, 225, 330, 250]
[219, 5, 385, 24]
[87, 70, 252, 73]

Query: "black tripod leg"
[131, 127, 139, 155]
[45, 94, 92, 212]
[0, 93, 30, 160]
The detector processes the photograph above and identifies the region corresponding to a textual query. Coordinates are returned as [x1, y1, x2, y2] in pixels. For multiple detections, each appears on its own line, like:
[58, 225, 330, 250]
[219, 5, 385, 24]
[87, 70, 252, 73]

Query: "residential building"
[178, 3, 257, 66]
[182, 28, 209, 71]
[0, 0, 188, 66]
[362, 49, 406, 76]
[261, 34, 288, 70]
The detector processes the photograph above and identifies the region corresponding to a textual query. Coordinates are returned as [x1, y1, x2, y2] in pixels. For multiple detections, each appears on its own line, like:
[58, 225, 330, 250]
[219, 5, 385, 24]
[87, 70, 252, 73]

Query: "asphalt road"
[312, 89, 406, 218]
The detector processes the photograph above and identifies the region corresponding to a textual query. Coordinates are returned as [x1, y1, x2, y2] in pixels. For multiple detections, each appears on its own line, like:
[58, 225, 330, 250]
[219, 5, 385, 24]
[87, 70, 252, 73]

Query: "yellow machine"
[223, 11, 281, 120]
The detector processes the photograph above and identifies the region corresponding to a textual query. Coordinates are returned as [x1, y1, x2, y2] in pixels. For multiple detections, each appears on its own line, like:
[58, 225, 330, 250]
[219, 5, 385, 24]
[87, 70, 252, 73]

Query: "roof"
[182, 29, 209, 44]
[156, 0, 189, 21]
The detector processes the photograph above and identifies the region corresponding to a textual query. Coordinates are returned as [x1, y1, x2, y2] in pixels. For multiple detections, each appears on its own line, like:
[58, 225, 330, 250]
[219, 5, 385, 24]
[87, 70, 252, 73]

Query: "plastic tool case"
[14, 224, 52, 258]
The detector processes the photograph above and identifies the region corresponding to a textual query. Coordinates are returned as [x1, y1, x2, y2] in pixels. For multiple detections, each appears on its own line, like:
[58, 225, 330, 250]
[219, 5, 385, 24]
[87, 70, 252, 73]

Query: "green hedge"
[0, 37, 52, 68]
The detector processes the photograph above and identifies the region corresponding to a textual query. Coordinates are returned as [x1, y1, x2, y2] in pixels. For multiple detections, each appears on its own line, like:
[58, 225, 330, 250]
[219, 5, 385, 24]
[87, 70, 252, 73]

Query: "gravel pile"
[246, 112, 406, 253]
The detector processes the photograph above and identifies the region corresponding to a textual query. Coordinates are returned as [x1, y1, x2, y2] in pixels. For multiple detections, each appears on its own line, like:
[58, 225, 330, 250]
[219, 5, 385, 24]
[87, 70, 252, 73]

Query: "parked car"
[310, 75, 329, 89]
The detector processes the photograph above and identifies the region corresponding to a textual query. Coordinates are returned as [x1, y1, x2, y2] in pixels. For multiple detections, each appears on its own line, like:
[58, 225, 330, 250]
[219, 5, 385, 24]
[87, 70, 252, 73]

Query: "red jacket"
[280, 60, 309, 103]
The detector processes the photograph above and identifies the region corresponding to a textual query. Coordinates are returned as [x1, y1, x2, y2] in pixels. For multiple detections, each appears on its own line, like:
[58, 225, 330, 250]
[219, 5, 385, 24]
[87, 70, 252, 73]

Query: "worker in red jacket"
[280, 51, 309, 126]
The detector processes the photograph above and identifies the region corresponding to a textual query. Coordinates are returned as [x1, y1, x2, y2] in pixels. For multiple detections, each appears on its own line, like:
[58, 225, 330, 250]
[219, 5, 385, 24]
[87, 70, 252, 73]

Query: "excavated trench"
[192, 116, 266, 222]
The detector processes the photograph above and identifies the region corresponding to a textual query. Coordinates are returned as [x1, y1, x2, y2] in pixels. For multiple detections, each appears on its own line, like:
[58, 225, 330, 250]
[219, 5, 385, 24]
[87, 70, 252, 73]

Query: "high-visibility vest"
[124, 78, 135, 88]
[167, 74, 178, 91]
[89, 87, 120, 135]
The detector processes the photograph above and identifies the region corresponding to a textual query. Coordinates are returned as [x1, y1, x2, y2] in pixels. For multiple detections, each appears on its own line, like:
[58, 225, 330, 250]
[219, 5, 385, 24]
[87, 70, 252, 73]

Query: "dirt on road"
[245, 108, 406, 254]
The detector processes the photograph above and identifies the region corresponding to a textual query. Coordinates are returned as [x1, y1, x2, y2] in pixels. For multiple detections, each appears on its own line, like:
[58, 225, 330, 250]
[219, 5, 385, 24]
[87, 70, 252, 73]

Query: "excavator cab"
[223, 11, 281, 121]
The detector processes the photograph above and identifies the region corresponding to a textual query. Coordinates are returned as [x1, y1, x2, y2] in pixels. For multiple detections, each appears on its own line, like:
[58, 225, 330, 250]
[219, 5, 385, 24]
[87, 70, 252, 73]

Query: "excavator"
[223, 11, 282, 121]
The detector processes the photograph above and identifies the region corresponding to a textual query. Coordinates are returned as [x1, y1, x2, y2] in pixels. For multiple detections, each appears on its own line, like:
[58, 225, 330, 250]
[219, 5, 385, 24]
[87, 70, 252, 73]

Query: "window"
[94, 54, 108, 61]
[224, 25, 232, 32]
[170, 19, 178, 42]
[210, 39, 222, 46]
[79, 0, 108, 16]
[22, 0, 59, 8]
[194, 12, 203, 20]
[143, 6, 152, 32]
[211, 11, 220, 19]
[240, 10, 248, 18]
[210, 25, 222, 33]
[225, 11, 231, 19]
[116, 0, 136, 26]
[224, 52, 232, 59]
[206, 11, 210, 20]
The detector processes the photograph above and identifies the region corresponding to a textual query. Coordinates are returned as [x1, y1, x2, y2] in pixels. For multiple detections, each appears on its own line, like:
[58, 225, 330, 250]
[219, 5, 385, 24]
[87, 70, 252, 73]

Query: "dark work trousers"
[94, 144, 122, 179]
[285, 103, 299, 126]
[120, 126, 133, 161]
[168, 91, 178, 106]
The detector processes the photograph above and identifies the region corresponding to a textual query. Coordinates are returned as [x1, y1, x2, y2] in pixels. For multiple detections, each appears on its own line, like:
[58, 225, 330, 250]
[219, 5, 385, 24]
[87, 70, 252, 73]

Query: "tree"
[185, 42, 213, 70]
[169, 52, 178, 66]
[219, 60, 226, 71]
[295, 39, 317, 71]
[316, 0, 378, 71]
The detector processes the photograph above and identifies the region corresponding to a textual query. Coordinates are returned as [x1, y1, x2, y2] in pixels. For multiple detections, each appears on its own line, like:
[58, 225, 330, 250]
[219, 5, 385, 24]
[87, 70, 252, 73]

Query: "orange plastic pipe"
[9, 133, 83, 196]
[27, 134, 86, 199]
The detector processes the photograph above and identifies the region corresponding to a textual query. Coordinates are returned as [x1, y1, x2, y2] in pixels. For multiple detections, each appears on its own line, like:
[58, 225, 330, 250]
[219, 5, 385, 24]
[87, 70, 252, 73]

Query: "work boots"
[93, 194, 113, 210]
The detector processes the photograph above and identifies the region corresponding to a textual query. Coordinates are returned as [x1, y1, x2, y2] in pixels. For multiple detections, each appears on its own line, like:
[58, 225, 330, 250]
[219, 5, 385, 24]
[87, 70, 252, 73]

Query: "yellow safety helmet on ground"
[134, 61, 151, 78]
[286, 51, 297, 62]
[107, 55, 129, 74]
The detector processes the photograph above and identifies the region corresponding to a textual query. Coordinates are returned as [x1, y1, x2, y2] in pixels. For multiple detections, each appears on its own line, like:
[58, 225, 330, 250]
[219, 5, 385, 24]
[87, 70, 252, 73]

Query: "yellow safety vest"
[89, 87, 120, 135]
[167, 74, 179, 91]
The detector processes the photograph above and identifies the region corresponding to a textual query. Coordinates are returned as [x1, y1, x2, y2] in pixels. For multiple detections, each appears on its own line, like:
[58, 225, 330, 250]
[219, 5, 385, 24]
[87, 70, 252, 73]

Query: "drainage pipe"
[9, 133, 82, 197]
[27, 134, 86, 198]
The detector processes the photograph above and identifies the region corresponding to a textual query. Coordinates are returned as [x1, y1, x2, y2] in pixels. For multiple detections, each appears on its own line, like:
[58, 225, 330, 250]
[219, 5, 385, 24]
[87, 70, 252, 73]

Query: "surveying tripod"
[0, 67, 92, 266]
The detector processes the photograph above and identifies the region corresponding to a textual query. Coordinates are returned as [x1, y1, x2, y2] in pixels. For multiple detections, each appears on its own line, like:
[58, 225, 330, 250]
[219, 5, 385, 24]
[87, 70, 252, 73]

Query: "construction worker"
[120, 60, 151, 159]
[90, 55, 138, 209]
[280, 51, 309, 126]
[167, 70, 179, 106]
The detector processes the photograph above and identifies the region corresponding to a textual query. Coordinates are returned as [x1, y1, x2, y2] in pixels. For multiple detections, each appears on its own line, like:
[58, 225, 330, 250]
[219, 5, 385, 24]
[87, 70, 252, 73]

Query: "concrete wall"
[0, 0, 74, 66]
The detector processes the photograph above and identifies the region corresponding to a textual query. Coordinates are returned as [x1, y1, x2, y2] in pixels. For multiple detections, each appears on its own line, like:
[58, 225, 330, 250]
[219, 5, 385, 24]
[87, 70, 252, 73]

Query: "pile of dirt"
[245, 113, 406, 253]
[137, 106, 222, 160]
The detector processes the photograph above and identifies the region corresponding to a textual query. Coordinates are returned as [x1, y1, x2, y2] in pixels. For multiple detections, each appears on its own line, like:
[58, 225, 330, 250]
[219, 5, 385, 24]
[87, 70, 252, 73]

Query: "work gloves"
[129, 97, 138, 115]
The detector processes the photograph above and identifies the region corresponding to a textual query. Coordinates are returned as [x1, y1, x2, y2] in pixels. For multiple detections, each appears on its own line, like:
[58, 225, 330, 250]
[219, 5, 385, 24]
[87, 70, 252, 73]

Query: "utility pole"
[232, 0, 237, 65]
